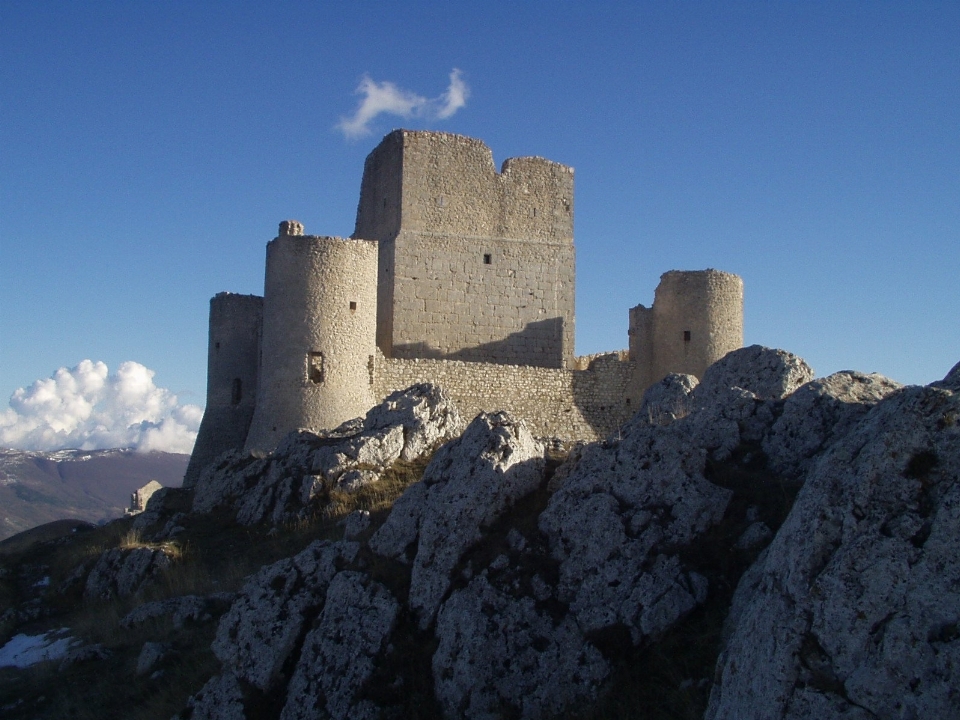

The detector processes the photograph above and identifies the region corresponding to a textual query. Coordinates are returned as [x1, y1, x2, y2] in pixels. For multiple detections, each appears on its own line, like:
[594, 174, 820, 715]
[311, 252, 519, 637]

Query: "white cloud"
[337, 68, 470, 139]
[0, 360, 203, 454]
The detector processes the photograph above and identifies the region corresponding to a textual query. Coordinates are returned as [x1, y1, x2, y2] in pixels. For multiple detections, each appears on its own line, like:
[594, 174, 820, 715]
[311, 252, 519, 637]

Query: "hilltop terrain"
[0, 346, 957, 719]
[0, 450, 188, 541]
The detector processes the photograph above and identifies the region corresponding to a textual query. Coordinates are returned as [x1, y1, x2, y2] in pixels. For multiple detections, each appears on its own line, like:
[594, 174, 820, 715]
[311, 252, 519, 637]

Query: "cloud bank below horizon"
[337, 68, 469, 139]
[0, 360, 202, 454]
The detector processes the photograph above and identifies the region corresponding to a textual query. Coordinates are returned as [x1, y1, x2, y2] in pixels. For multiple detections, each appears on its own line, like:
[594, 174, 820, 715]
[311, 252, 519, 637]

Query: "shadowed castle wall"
[243, 226, 378, 453]
[355, 130, 575, 369]
[183, 293, 262, 487]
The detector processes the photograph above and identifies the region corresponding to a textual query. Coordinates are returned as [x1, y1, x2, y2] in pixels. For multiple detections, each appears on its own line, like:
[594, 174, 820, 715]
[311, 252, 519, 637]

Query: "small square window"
[683, 330, 691, 342]
[349, 301, 357, 311]
[483, 253, 492, 265]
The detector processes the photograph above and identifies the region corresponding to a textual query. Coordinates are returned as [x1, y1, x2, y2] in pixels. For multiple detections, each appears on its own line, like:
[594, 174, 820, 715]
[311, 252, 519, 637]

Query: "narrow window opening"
[483, 253, 492, 265]
[308, 351, 324, 384]
[683, 330, 692, 342]
[349, 301, 357, 311]
[230, 378, 242, 405]
[382, 197, 387, 208]
[215, 342, 220, 351]
[437, 195, 446, 207]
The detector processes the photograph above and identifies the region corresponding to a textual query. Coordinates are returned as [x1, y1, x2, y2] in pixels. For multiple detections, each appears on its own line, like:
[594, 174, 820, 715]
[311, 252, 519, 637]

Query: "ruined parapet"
[629, 270, 743, 394]
[243, 225, 378, 453]
[355, 130, 575, 369]
[184, 292, 263, 487]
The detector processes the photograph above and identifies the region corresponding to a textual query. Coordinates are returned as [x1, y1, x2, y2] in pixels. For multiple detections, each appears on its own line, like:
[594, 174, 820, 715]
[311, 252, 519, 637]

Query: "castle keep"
[185, 130, 743, 483]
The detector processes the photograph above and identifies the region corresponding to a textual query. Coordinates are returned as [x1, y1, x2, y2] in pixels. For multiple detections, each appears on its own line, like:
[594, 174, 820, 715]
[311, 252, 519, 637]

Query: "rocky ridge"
[0, 348, 956, 720]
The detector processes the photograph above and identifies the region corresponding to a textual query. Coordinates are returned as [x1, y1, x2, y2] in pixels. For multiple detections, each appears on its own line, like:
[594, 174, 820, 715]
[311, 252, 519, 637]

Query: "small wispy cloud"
[337, 68, 470, 139]
[0, 360, 203, 454]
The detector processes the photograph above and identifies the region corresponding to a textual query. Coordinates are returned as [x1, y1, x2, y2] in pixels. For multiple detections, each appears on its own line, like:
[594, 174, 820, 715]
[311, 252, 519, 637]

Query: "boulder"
[135, 641, 169, 676]
[763, 371, 902, 479]
[706, 381, 960, 720]
[694, 345, 815, 404]
[280, 571, 399, 720]
[120, 593, 234, 629]
[83, 546, 172, 600]
[539, 402, 731, 644]
[638, 372, 698, 425]
[433, 574, 609, 719]
[190, 384, 464, 525]
[369, 411, 546, 628]
[212, 540, 358, 691]
[175, 671, 247, 720]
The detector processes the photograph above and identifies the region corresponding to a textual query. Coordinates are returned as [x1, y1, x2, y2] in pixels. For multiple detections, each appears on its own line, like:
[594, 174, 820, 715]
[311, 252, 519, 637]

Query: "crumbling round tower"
[244, 221, 379, 453]
[629, 269, 743, 393]
[183, 292, 263, 487]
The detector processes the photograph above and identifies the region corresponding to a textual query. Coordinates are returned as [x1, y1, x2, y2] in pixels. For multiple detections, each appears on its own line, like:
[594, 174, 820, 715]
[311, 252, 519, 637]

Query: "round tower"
[633, 269, 743, 392]
[244, 222, 379, 453]
[183, 292, 263, 487]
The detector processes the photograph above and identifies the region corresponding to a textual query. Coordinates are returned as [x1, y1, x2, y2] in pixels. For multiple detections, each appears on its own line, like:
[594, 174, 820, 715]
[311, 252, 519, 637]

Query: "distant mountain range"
[0, 448, 188, 541]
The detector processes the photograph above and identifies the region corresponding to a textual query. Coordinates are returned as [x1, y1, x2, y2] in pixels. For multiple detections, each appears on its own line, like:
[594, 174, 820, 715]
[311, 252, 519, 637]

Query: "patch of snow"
[0, 629, 78, 668]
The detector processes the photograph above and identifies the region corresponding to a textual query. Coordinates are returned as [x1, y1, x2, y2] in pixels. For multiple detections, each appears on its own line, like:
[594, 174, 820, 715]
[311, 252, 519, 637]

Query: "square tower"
[354, 130, 576, 369]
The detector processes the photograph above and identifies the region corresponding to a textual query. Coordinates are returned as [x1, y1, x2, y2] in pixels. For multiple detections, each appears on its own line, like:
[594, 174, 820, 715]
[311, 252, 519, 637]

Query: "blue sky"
[1, 1, 958, 449]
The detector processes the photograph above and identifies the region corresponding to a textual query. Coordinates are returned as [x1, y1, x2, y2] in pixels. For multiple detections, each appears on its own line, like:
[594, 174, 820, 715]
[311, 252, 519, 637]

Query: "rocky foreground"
[0, 347, 957, 719]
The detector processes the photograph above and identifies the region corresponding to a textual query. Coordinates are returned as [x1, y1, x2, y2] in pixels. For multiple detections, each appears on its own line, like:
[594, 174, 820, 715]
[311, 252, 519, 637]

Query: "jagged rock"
[120, 593, 234, 629]
[192, 453, 270, 516]
[706, 381, 960, 720]
[280, 571, 399, 720]
[136, 641, 169, 675]
[212, 540, 358, 691]
[176, 671, 247, 720]
[57, 643, 111, 671]
[340, 510, 371, 540]
[694, 345, 815, 404]
[83, 546, 172, 600]
[191, 384, 463, 525]
[539, 405, 730, 644]
[733, 521, 773, 550]
[370, 411, 546, 628]
[639, 372, 698, 425]
[763, 371, 902, 479]
[933, 359, 960, 391]
[434, 574, 609, 720]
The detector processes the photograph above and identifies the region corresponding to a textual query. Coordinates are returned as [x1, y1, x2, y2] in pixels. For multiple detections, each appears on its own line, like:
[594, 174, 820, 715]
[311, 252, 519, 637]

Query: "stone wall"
[244, 227, 379, 453]
[355, 130, 576, 369]
[630, 270, 743, 392]
[184, 292, 262, 487]
[373, 351, 636, 441]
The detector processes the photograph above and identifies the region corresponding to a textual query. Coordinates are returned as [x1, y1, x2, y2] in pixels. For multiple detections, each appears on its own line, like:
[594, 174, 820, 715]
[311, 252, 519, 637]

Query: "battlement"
[354, 130, 573, 244]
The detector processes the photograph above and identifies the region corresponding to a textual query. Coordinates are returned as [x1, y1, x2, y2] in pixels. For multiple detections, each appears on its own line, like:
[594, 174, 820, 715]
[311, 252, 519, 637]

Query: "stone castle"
[185, 130, 743, 483]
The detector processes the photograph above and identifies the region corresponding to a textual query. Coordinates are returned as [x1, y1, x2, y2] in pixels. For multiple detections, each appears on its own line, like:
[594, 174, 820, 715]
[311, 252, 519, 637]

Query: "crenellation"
[185, 130, 744, 470]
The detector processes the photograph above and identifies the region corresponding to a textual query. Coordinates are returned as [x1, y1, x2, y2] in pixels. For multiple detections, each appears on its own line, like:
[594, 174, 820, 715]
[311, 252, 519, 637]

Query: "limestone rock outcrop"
[212, 540, 358, 691]
[762, 370, 902, 479]
[706, 379, 960, 719]
[693, 344, 814, 404]
[83, 546, 172, 600]
[280, 571, 400, 720]
[370, 411, 546, 628]
[434, 574, 609, 719]
[166, 356, 959, 720]
[189, 384, 463, 526]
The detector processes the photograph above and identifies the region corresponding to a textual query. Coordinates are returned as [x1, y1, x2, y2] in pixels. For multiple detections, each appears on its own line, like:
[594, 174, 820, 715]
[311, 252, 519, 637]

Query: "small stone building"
[184, 131, 743, 484]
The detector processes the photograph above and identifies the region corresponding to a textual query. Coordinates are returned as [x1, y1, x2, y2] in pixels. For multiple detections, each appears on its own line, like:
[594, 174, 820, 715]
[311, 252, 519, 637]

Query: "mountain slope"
[0, 449, 188, 540]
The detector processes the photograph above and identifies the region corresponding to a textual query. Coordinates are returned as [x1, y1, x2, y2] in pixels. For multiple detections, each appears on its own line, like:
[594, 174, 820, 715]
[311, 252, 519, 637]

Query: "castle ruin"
[184, 130, 743, 484]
